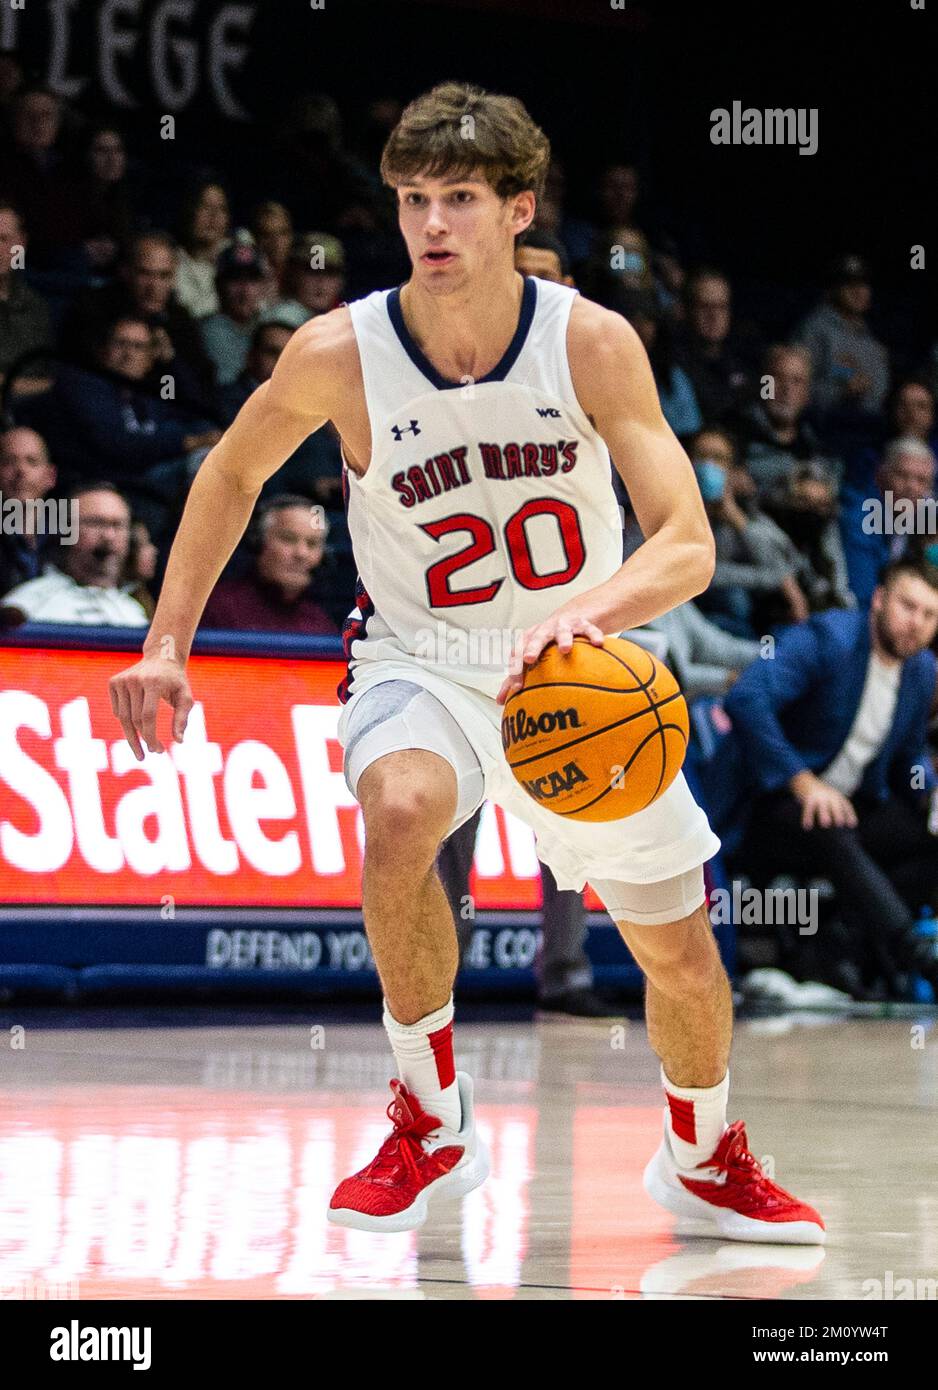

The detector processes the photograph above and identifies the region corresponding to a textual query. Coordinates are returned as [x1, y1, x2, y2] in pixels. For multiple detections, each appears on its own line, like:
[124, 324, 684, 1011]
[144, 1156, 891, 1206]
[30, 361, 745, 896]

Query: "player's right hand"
[109, 655, 194, 761]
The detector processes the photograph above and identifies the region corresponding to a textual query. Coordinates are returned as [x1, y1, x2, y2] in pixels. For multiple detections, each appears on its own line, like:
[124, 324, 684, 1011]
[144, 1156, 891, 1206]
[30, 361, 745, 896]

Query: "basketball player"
[110, 82, 825, 1243]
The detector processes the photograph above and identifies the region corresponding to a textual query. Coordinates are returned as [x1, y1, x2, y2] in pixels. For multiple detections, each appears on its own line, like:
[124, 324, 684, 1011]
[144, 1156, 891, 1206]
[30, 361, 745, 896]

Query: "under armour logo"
[536, 407, 561, 418]
[391, 419, 421, 440]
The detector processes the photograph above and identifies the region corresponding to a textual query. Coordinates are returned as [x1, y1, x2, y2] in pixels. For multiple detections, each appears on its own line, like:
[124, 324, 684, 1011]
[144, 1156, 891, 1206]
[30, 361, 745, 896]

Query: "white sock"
[662, 1065, 729, 1169]
[382, 995, 461, 1132]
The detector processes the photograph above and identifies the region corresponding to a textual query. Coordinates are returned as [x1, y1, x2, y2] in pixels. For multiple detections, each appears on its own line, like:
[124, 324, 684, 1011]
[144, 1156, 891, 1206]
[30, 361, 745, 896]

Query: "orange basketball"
[501, 635, 689, 822]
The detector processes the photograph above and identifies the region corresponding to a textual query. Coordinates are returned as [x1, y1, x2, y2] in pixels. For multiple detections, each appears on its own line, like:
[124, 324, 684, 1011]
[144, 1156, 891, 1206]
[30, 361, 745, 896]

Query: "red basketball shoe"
[328, 1072, 490, 1232]
[643, 1117, 826, 1244]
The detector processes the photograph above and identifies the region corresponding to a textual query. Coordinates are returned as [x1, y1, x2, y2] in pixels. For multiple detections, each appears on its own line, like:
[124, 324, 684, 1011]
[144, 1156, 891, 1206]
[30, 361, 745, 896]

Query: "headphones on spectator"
[245, 500, 276, 554]
[245, 495, 328, 554]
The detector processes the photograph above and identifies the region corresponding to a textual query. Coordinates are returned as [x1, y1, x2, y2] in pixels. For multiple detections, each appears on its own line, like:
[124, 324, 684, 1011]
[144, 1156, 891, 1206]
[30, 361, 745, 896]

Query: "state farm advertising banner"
[0, 645, 601, 912]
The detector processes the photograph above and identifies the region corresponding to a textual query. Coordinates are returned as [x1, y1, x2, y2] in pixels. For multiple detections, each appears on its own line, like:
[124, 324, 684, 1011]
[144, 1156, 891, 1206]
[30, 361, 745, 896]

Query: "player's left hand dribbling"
[496, 613, 606, 704]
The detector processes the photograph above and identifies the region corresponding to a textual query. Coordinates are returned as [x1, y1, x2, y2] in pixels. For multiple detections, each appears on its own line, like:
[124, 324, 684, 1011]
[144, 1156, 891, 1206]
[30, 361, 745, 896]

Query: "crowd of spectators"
[1, 68, 937, 1003]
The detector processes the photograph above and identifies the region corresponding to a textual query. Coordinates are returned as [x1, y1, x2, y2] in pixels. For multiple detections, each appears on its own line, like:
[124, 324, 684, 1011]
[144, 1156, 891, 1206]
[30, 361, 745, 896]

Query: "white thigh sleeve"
[589, 866, 707, 926]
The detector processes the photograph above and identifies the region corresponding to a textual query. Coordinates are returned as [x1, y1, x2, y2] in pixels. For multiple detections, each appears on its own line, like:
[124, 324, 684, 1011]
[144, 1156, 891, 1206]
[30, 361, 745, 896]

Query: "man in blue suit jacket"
[722, 558, 938, 994]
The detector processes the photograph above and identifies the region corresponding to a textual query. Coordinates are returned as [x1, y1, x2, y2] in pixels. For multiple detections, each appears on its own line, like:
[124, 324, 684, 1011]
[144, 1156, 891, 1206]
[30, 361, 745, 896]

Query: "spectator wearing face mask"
[690, 426, 808, 637]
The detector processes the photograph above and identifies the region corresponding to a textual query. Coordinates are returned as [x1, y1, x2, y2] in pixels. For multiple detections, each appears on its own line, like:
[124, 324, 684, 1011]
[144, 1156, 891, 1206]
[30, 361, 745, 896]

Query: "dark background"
[6, 0, 936, 345]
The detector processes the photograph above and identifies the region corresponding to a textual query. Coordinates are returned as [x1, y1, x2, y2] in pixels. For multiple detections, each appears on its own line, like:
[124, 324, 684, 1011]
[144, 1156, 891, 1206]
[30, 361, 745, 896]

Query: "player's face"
[396, 174, 533, 289]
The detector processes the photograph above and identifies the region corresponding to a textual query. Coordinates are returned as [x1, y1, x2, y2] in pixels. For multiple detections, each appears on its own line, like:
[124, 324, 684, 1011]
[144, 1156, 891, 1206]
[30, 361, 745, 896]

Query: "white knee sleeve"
[590, 865, 707, 926]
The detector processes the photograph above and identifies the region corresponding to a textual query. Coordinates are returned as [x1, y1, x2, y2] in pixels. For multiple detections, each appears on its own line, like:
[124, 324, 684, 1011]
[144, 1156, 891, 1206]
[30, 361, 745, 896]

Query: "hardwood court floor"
[1, 1007, 936, 1300]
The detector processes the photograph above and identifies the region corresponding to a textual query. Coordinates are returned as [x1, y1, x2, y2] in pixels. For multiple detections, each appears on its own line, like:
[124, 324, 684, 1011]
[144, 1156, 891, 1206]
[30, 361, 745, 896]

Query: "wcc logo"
[536, 407, 561, 418]
[391, 419, 421, 440]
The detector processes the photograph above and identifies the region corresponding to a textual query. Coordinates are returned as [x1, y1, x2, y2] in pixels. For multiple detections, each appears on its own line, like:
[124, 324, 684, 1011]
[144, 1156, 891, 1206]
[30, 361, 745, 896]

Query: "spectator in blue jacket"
[42, 313, 220, 541]
[840, 436, 936, 608]
[722, 559, 938, 997]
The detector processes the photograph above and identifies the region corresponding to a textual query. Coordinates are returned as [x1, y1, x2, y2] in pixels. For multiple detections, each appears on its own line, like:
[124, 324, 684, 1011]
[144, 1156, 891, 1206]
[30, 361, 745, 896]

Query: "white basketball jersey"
[337, 275, 624, 703]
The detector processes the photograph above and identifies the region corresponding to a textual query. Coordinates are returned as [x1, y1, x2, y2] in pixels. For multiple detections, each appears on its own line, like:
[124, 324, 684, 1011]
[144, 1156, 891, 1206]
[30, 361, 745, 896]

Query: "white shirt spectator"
[820, 653, 901, 797]
[174, 245, 227, 319]
[2, 565, 148, 625]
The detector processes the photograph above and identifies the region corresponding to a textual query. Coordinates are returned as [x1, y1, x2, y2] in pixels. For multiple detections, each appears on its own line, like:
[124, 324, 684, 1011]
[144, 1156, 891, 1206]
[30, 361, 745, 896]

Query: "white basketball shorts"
[336, 660, 721, 924]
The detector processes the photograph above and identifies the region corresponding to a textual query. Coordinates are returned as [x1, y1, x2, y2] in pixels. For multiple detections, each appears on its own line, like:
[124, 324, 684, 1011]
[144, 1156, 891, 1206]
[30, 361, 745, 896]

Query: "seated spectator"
[689, 426, 807, 636]
[0, 200, 53, 386]
[761, 461, 856, 619]
[250, 200, 294, 297]
[529, 157, 595, 270]
[0, 426, 57, 595]
[843, 378, 938, 497]
[722, 560, 938, 998]
[1, 481, 147, 625]
[174, 179, 232, 319]
[42, 313, 221, 540]
[643, 600, 762, 699]
[122, 519, 158, 619]
[266, 92, 384, 233]
[200, 495, 338, 634]
[890, 377, 937, 449]
[621, 290, 702, 439]
[60, 231, 216, 412]
[795, 254, 889, 420]
[216, 319, 294, 422]
[675, 268, 755, 423]
[55, 122, 135, 276]
[0, 85, 70, 269]
[739, 344, 842, 497]
[593, 162, 655, 292]
[840, 436, 937, 608]
[199, 240, 270, 386]
[515, 228, 574, 286]
[216, 318, 344, 505]
[268, 233, 346, 326]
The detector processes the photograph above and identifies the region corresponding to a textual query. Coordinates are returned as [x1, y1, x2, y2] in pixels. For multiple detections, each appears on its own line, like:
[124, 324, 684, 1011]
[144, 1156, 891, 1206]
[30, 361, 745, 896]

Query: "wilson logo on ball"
[500, 636, 689, 822]
[501, 704, 582, 753]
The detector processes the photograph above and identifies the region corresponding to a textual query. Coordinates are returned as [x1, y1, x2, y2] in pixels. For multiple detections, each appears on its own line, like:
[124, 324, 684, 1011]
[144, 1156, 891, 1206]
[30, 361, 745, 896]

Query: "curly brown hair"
[380, 81, 551, 203]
